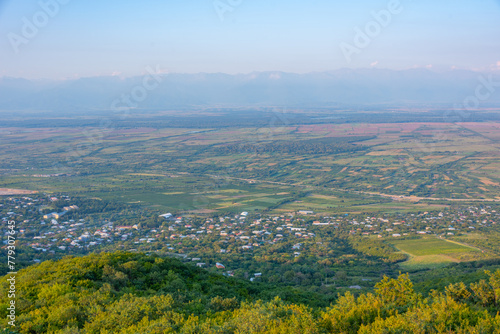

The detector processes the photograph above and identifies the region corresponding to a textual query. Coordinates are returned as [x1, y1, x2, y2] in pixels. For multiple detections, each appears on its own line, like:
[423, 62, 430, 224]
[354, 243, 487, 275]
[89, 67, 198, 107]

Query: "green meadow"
[390, 237, 484, 270]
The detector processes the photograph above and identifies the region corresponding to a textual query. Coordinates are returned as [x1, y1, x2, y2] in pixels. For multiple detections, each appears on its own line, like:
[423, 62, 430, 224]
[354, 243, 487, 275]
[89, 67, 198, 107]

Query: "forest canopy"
[1, 252, 500, 333]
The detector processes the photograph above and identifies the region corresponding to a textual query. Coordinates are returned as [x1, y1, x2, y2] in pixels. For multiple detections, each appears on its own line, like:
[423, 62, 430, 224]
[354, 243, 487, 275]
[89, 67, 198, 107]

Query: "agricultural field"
[390, 237, 488, 270]
[2, 112, 500, 214]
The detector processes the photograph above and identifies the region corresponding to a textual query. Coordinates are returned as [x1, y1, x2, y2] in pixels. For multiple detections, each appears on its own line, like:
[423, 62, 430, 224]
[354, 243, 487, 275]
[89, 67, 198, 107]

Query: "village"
[1, 194, 499, 282]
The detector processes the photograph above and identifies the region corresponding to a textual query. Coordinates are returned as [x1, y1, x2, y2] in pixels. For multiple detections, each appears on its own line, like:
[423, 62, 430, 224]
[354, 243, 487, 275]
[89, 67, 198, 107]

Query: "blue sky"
[1, 0, 499, 79]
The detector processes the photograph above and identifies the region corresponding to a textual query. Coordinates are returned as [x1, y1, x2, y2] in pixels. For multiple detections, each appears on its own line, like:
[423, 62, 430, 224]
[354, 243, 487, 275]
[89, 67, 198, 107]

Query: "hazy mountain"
[0, 69, 498, 112]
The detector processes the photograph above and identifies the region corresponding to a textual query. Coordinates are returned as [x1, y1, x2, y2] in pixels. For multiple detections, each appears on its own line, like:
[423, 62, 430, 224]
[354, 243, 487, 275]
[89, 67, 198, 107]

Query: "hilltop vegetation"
[1, 252, 500, 333]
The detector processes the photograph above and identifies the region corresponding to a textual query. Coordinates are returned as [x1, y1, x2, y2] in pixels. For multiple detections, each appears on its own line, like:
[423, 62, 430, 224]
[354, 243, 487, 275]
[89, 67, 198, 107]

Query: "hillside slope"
[1, 252, 500, 333]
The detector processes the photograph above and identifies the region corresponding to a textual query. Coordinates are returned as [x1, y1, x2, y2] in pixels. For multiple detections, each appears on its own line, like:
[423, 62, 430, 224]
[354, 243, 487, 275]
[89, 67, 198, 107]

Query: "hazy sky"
[1, 0, 499, 79]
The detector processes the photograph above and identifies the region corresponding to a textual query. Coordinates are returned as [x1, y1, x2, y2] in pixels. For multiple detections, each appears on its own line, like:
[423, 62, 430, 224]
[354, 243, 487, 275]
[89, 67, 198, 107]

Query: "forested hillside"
[1, 252, 500, 333]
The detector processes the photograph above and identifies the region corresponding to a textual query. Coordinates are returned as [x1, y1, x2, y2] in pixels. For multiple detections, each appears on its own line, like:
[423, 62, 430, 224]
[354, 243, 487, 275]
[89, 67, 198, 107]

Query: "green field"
[2, 118, 500, 214]
[390, 237, 485, 270]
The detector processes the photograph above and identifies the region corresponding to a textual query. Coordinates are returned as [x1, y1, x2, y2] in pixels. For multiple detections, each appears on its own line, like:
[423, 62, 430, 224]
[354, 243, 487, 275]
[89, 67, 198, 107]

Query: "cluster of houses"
[43, 205, 79, 220]
[343, 207, 498, 238]
[1, 194, 498, 281]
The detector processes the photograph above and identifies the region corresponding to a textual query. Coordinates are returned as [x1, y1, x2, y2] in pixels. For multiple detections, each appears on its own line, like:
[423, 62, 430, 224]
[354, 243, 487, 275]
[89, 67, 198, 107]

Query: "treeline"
[2, 252, 500, 333]
[349, 236, 408, 264]
[454, 232, 500, 256]
[6, 109, 500, 129]
[51, 197, 132, 215]
[214, 136, 374, 155]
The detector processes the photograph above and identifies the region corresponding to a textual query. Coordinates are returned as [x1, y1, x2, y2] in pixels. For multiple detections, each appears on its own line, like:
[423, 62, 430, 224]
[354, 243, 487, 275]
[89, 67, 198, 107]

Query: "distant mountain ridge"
[1, 69, 499, 112]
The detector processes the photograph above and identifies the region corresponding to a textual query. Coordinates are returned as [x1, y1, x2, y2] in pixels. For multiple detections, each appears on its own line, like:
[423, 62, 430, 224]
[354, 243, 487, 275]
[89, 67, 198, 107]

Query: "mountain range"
[1, 68, 499, 112]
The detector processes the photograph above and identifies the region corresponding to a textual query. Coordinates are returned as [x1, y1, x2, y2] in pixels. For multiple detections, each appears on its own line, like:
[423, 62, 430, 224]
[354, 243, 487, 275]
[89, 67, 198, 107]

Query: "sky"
[0, 0, 499, 79]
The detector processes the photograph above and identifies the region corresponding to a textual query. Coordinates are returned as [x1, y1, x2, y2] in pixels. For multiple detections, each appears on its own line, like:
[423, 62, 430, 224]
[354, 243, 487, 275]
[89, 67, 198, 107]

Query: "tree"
[374, 273, 417, 308]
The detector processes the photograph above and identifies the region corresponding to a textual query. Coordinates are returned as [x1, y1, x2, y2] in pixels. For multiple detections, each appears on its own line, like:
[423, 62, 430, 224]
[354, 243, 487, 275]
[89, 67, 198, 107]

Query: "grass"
[391, 237, 483, 270]
[399, 254, 458, 270]
[392, 238, 475, 256]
